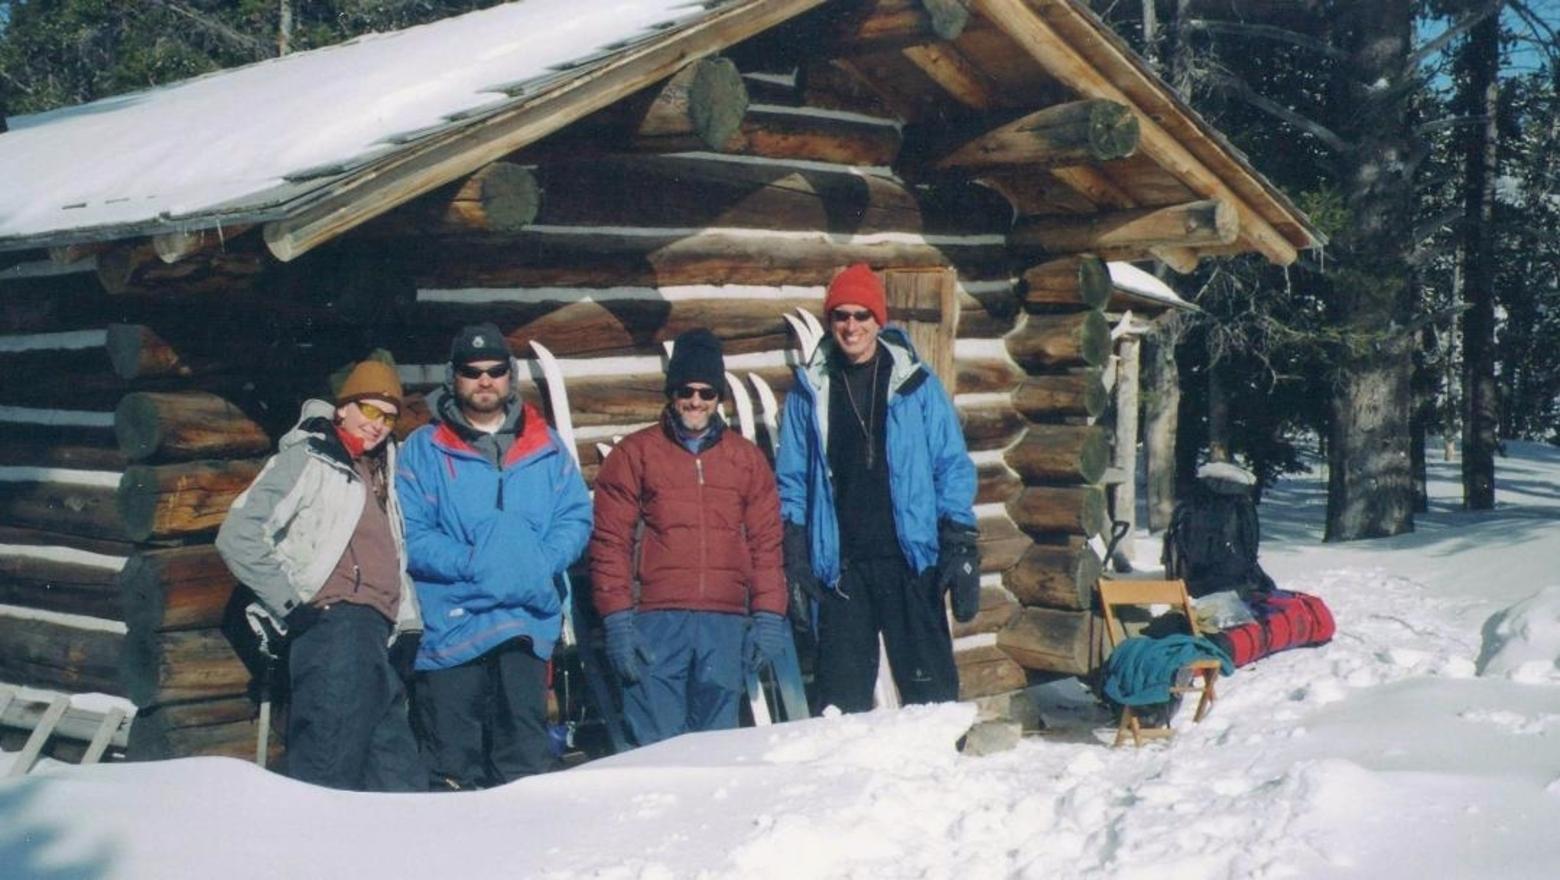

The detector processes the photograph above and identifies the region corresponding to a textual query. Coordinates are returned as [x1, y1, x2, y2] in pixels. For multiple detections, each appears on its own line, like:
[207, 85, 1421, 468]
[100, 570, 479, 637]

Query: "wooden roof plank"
[902, 43, 999, 111]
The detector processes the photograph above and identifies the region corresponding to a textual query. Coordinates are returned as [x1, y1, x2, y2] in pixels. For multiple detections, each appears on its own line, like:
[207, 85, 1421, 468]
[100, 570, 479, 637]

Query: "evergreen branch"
[1181, 19, 1347, 61]
[1507, 1, 1560, 66]
[1412, 206, 1464, 246]
[1407, 0, 1504, 70]
[1415, 114, 1491, 136]
[1208, 71, 1350, 154]
[146, 0, 272, 58]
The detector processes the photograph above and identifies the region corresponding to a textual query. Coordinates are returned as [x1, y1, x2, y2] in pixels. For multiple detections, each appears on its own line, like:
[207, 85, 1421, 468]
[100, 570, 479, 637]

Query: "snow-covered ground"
[3, 443, 1557, 879]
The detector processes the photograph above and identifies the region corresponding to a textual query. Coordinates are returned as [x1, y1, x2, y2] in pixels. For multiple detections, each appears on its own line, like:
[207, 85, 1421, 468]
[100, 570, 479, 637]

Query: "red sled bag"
[1210, 589, 1335, 668]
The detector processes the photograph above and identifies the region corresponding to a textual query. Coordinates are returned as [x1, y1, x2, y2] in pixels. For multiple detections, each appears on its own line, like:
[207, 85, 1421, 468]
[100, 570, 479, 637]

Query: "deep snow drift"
[3, 443, 1558, 879]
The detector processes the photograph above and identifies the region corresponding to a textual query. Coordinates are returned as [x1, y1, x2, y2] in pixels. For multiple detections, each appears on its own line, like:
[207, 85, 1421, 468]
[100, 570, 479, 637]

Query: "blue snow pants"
[621, 610, 746, 747]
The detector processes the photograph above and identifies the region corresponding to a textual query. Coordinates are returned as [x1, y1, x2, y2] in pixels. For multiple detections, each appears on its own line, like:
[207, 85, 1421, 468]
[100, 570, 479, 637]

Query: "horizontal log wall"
[0, 612, 124, 696]
[0, 53, 1150, 748]
[0, 542, 128, 620]
[2, 264, 288, 762]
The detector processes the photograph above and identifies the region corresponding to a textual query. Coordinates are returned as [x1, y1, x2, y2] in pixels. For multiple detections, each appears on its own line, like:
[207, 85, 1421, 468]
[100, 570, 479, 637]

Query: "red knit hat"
[824, 263, 887, 327]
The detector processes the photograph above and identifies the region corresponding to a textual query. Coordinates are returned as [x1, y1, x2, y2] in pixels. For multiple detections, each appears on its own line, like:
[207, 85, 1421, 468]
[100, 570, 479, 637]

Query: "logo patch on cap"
[472, 335, 486, 348]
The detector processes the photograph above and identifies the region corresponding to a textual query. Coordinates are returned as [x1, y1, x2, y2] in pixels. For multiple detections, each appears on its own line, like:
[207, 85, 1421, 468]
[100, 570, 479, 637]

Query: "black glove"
[783, 522, 823, 630]
[388, 631, 421, 684]
[284, 603, 323, 637]
[938, 521, 981, 624]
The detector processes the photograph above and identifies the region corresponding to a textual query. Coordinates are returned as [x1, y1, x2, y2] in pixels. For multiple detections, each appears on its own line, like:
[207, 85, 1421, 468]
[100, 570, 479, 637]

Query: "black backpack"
[1162, 464, 1276, 599]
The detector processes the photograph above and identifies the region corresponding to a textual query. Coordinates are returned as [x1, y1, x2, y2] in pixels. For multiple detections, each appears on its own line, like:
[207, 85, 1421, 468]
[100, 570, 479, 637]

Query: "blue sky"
[1503, 0, 1560, 74]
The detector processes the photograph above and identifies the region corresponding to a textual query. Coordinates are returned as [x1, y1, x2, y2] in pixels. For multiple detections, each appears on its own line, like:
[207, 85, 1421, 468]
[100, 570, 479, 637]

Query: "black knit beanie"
[449, 322, 510, 366]
[664, 328, 726, 397]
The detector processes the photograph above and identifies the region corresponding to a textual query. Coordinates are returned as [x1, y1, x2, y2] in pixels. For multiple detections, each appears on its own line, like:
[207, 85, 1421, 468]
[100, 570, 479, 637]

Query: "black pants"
[285, 603, 423, 792]
[814, 555, 959, 713]
[415, 637, 554, 789]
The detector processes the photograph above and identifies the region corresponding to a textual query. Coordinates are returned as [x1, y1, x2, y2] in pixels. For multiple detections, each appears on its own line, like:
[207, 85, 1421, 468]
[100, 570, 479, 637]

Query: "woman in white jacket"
[216, 360, 422, 791]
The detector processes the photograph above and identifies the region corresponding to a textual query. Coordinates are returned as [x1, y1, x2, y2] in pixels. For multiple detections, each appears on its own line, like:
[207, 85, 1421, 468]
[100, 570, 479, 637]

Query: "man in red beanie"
[775, 263, 981, 713]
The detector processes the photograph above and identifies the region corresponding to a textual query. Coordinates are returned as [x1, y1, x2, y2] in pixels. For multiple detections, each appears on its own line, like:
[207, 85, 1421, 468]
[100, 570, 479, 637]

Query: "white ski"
[529, 341, 580, 468]
[528, 340, 579, 648]
[748, 372, 781, 454]
[873, 636, 901, 710]
[725, 370, 757, 442]
[797, 306, 825, 350]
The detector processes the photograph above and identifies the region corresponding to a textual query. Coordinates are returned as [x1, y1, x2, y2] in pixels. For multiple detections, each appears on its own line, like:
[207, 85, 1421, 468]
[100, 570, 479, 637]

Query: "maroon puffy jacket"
[589, 415, 786, 618]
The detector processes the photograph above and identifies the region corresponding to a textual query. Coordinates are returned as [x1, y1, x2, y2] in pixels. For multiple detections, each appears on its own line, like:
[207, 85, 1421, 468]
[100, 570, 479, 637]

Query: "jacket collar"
[280, 400, 359, 476]
[800, 326, 925, 400]
[658, 406, 727, 453]
[431, 401, 554, 467]
[431, 379, 523, 441]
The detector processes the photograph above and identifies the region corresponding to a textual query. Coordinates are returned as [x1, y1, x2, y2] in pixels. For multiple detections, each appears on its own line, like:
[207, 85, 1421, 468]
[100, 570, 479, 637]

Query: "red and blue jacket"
[396, 401, 592, 669]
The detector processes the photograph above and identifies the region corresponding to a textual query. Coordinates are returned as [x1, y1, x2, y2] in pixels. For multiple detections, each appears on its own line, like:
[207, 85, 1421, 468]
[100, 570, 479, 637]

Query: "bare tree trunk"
[1459, 9, 1499, 510]
[1143, 314, 1182, 531]
[1207, 354, 1230, 463]
[1412, 320, 1433, 512]
[278, 1, 294, 56]
[1324, 0, 1418, 541]
[1142, 0, 1161, 66]
[1111, 333, 1142, 562]
[1443, 253, 1464, 462]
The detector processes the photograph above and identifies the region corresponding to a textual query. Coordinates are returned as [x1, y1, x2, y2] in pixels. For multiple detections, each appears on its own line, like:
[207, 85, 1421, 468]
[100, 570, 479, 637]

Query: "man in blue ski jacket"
[775, 263, 982, 713]
[397, 323, 592, 788]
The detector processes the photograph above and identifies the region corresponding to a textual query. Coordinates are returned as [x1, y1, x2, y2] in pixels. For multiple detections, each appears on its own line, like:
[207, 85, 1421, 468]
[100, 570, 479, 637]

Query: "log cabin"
[0, 0, 1320, 763]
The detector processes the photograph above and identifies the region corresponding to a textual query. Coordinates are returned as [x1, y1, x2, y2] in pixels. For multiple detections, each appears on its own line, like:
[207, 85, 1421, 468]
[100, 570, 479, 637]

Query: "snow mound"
[762, 702, 974, 769]
[1478, 585, 1560, 682]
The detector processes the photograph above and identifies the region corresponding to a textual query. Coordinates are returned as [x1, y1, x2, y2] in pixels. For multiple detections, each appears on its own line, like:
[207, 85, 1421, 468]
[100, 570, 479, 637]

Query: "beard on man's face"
[456, 382, 507, 415]
[674, 404, 713, 433]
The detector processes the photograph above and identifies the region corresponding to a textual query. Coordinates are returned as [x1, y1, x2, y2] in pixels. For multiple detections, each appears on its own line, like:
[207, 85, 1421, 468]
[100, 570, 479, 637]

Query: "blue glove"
[602, 611, 654, 685]
[746, 611, 790, 673]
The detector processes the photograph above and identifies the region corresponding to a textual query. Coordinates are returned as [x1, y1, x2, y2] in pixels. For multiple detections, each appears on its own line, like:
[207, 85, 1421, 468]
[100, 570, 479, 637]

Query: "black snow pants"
[813, 555, 959, 713]
[285, 602, 423, 792]
[415, 636, 555, 789]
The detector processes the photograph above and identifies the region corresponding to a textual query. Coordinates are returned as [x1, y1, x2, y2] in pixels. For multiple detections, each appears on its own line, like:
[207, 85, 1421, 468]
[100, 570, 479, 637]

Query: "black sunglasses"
[673, 385, 719, 401]
[830, 308, 875, 324]
[455, 362, 511, 380]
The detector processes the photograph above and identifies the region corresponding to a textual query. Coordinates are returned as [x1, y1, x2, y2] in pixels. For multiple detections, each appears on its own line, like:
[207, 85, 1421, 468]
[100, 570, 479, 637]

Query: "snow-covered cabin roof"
[0, 0, 1320, 268]
[0, 0, 823, 253]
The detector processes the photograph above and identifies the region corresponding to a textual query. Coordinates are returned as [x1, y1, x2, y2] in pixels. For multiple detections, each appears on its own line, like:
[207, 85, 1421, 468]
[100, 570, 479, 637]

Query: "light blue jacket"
[396, 401, 592, 669]
[775, 328, 977, 589]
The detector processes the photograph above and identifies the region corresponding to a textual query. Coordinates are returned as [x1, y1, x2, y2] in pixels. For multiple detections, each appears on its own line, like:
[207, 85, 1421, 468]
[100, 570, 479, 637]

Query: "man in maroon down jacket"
[589, 327, 788, 746]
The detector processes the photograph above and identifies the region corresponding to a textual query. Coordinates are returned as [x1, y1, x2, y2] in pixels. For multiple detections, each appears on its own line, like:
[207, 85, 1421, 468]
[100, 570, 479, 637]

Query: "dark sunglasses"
[455, 362, 511, 380]
[673, 385, 719, 401]
[830, 308, 875, 324]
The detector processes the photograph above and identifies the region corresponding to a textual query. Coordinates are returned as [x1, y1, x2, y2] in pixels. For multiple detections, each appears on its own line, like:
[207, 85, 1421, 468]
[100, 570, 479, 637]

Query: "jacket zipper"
[695, 455, 707, 599]
[342, 460, 364, 594]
